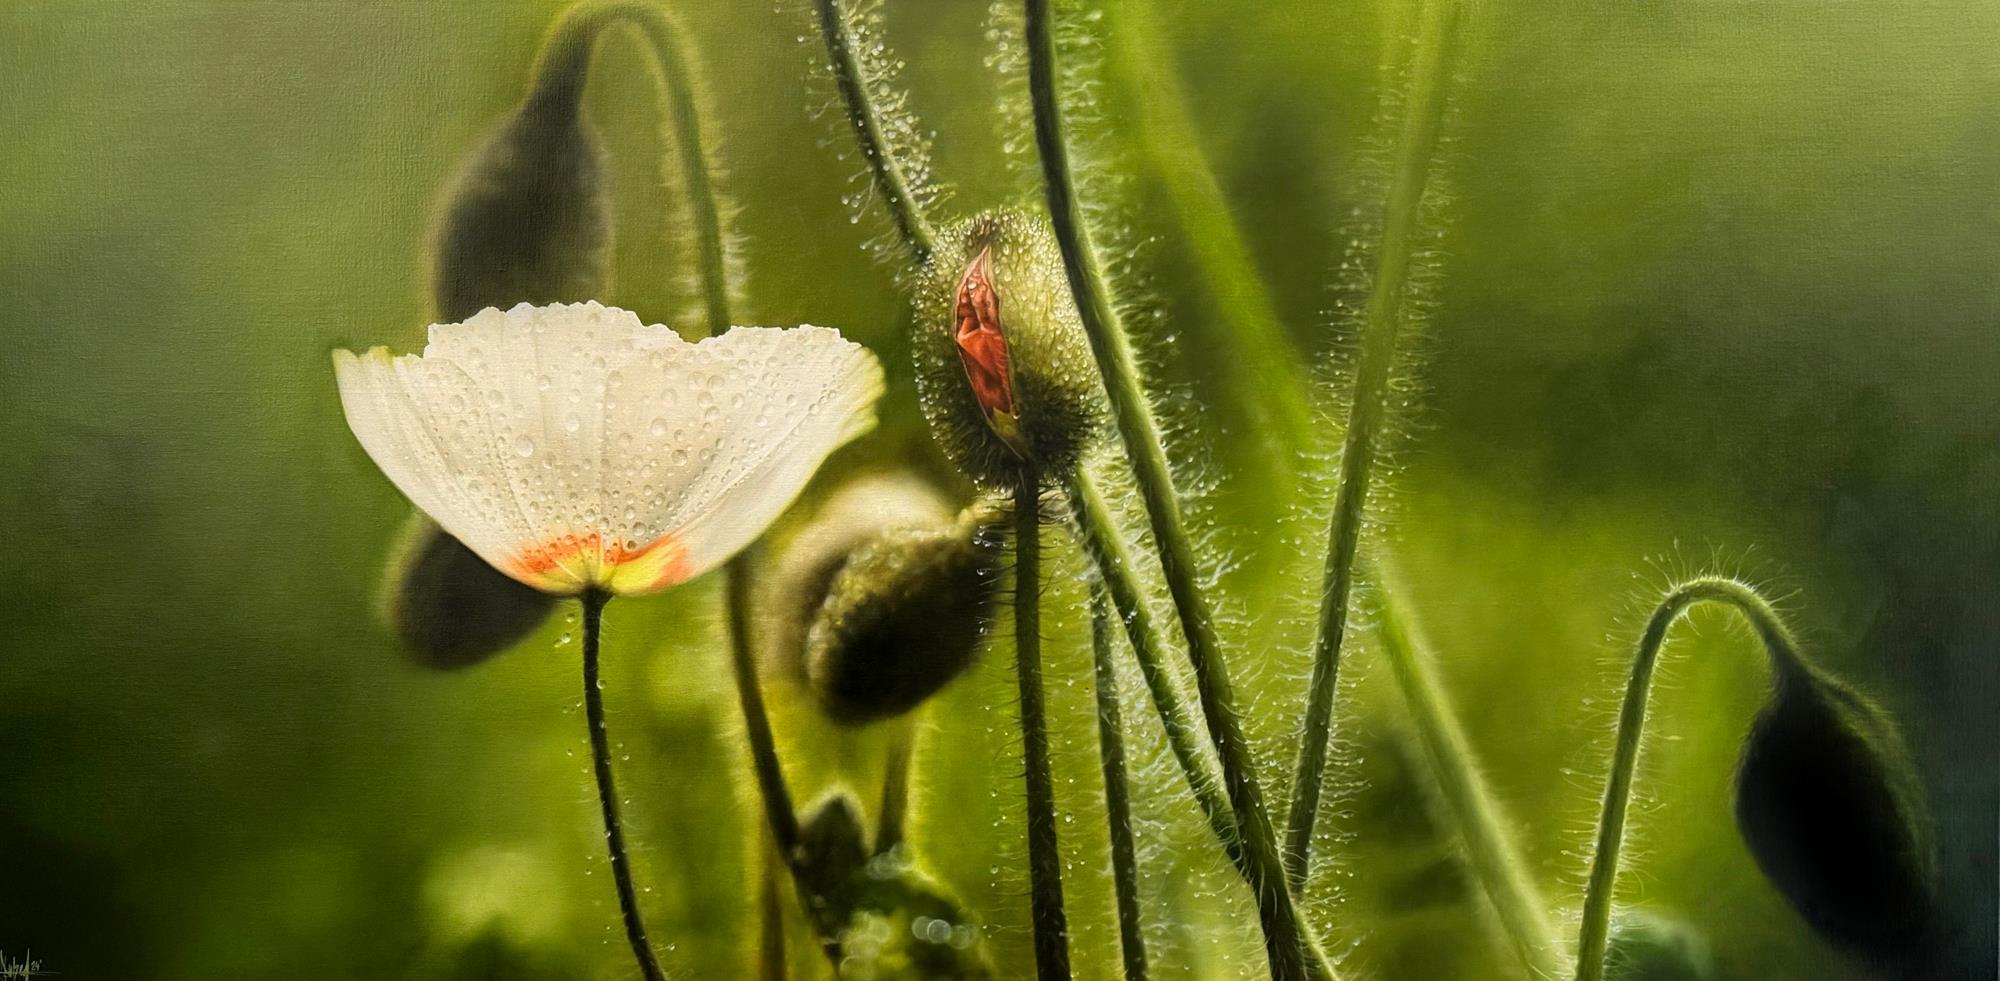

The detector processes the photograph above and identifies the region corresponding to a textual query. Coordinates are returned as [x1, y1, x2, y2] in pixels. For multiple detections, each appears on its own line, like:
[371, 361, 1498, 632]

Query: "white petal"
[334, 303, 883, 596]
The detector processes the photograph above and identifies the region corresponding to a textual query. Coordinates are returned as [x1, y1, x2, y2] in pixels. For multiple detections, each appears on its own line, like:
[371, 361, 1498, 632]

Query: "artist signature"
[0, 951, 49, 979]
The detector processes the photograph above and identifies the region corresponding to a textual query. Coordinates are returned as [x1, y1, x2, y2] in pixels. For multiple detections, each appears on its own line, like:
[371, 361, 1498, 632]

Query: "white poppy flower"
[334, 301, 883, 596]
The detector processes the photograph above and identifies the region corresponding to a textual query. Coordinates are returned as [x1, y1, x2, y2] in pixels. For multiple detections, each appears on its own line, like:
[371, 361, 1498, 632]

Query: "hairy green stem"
[532, 0, 732, 336]
[1013, 468, 1071, 979]
[810, 0, 939, 265]
[875, 721, 915, 855]
[579, 590, 670, 981]
[1023, 2, 1326, 977]
[1091, 580, 1151, 981]
[1369, 578, 1565, 980]
[1287, 0, 1464, 891]
[1575, 577, 1801, 981]
[1068, 472, 1241, 871]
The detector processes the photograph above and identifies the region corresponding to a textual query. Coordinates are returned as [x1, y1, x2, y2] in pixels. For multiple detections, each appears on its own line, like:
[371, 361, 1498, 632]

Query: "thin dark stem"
[726, 562, 802, 857]
[1287, 0, 1464, 891]
[1022, 2, 1325, 977]
[580, 589, 669, 981]
[1575, 577, 1801, 981]
[875, 722, 915, 856]
[1014, 467, 1071, 979]
[810, 0, 938, 265]
[759, 833, 788, 981]
[1092, 581, 1150, 981]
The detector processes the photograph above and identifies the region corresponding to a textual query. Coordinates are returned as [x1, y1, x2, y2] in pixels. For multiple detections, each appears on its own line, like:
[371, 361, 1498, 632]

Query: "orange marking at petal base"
[509, 530, 691, 595]
[954, 247, 1018, 439]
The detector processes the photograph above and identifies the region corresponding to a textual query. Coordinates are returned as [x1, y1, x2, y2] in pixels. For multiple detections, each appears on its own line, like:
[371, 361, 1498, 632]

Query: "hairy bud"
[912, 210, 1101, 486]
[1602, 910, 1717, 981]
[1734, 663, 1936, 959]
[381, 514, 555, 669]
[804, 502, 1007, 725]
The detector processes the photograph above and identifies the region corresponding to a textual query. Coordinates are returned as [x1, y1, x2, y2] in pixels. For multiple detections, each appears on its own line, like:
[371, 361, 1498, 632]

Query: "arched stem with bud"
[531, 0, 733, 335]
[1287, 0, 1463, 892]
[1091, 579, 1151, 981]
[579, 590, 670, 981]
[1013, 467, 1072, 979]
[1574, 577, 1804, 981]
[1022, 1, 1325, 977]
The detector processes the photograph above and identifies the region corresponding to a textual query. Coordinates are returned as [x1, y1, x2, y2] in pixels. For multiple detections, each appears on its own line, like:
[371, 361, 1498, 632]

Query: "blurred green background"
[1, 0, 1994, 978]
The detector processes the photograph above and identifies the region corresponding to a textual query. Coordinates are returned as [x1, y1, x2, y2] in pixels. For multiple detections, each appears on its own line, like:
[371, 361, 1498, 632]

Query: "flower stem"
[759, 832, 789, 981]
[579, 589, 669, 981]
[726, 562, 803, 859]
[532, 0, 732, 336]
[1286, 0, 1464, 891]
[1091, 579, 1151, 981]
[1013, 467, 1071, 980]
[875, 720, 915, 856]
[1068, 472, 1240, 872]
[1575, 577, 1801, 981]
[1022, 3, 1325, 977]
[1367, 576, 1564, 980]
[810, 0, 939, 265]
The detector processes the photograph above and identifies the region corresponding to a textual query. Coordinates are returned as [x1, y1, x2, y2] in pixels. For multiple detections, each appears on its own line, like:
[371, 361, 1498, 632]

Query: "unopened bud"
[380, 515, 555, 669]
[431, 30, 612, 321]
[913, 210, 1101, 486]
[805, 502, 1007, 725]
[1734, 663, 1936, 959]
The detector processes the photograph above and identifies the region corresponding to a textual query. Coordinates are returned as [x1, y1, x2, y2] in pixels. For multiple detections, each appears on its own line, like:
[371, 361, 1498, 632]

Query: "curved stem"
[1287, 0, 1464, 891]
[810, 0, 939, 265]
[1092, 580, 1151, 981]
[579, 590, 670, 981]
[1013, 467, 1071, 979]
[1023, 3, 1325, 978]
[726, 562, 802, 859]
[528, 0, 733, 336]
[1574, 577, 1801, 981]
[875, 720, 915, 856]
[1368, 576, 1565, 980]
[1068, 472, 1241, 872]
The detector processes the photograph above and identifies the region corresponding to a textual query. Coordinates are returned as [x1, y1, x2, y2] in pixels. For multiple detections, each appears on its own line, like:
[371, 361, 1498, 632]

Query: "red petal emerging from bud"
[954, 248, 1026, 455]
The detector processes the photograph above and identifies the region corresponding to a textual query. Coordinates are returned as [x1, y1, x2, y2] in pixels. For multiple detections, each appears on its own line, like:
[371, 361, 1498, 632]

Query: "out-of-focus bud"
[1734, 662, 1936, 960]
[381, 21, 615, 667]
[912, 210, 1101, 487]
[796, 792, 872, 919]
[381, 514, 555, 669]
[804, 501, 1007, 725]
[1602, 909, 1717, 981]
[432, 29, 613, 322]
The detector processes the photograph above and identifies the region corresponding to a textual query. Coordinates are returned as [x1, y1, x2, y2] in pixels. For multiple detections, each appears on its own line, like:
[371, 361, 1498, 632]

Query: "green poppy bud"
[1734, 664, 1936, 959]
[380, 514, 555, 669]
[1602, 910, 1717, 981]
[912, 210, 1101, 486]
[431, 32, 613, 322]
[804, 502, 1007, 725]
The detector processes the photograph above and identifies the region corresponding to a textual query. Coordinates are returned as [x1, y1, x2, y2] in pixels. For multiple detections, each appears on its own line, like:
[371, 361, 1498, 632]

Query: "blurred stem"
[726, 563, 804, 857]
[811, 0, 939, 265]
[579, 590, 669, 981]
[1068, 472, 1241, 871]
[531, 0, 731, 335]
[1368, 576, 1565, 980]
[759, 832, 789, 981]
[1576, 578, 1801, 981]
[1099, 0, 1315, 471]
[1023, 2, 1326, 978]
[1014, 467, 1072, 980]
[1286, 0, 1463, 891]
[875, 720, 915, 855]
[1092, 581, 1151, 981]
